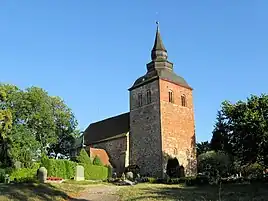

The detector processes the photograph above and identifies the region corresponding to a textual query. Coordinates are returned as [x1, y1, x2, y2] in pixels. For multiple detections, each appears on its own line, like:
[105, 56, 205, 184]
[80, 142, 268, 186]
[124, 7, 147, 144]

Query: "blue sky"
[1, 1, 267, 142]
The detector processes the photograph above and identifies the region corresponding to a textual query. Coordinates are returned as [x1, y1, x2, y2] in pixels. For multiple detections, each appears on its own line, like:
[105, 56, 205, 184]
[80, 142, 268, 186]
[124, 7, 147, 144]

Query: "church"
[78, 24, 197, 178]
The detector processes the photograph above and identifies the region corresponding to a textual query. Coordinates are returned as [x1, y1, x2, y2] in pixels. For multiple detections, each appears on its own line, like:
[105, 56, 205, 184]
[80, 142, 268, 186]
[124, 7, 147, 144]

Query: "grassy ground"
[0, 182, 88, 201]
[118, 183, 268, 201]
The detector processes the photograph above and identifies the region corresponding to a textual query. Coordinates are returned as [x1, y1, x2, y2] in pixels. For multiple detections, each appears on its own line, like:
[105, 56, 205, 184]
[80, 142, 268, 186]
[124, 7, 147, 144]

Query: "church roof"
[84, 112, 129, 145]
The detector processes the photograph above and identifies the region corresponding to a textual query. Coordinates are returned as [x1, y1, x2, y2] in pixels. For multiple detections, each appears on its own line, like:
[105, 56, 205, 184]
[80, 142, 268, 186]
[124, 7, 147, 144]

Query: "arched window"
[146, 90, 151, 104]
[168, 90, 174, 103]
[138, 93, 142, 107]
[181, 94, 186, 107]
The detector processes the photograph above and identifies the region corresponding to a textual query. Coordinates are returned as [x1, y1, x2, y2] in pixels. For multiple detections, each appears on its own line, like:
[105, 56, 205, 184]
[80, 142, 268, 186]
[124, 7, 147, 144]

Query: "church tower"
[129, 23, 196, 177]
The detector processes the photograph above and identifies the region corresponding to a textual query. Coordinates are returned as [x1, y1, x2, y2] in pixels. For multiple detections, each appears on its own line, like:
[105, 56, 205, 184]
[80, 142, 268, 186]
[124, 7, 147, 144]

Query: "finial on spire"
[156, 21, 159, 31]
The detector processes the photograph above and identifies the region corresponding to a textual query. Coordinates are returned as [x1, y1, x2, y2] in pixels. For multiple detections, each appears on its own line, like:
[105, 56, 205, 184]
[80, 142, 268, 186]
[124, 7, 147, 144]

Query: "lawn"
[0, 182, 88, 201]
[118, 183, 268, 201]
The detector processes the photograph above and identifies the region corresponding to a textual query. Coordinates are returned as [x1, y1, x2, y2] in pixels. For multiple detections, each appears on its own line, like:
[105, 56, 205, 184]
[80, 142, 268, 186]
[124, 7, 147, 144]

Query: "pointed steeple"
[151, 21, 168, 61]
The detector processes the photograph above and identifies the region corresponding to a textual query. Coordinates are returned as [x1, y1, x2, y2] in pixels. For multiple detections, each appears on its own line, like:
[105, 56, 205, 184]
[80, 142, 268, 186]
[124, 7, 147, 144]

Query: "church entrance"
[166, 157, 184, 178]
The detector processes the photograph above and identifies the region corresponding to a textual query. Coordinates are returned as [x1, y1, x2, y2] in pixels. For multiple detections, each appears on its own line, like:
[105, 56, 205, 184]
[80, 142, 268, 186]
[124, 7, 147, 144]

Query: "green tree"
[0, 89, 13, 167]
[77, 148, 91, 165]
[196, 141, 211, 156]
[219, 94, 268, 167]
[210, 110, 230, 153]
[47, 96, 78, 158]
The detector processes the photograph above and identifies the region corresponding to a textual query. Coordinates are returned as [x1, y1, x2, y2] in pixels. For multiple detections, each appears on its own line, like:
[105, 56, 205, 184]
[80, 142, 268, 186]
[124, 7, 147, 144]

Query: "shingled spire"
[151, 21, 168, 61]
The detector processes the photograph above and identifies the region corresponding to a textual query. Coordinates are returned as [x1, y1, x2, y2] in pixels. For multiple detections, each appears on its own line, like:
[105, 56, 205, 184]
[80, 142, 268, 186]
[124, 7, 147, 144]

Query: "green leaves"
[211, 94, 268, 167]
[0, 83, 78, 167]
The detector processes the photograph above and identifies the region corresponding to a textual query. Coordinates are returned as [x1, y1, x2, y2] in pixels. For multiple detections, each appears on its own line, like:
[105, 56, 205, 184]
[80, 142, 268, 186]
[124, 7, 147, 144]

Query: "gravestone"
[75, 165, 84, 181]
[37, 167, 47, 183]
[126, 172, 134, 181]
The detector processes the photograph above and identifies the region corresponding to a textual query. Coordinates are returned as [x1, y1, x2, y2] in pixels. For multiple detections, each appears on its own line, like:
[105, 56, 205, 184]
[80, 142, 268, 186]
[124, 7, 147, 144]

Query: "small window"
[146, 90, 151, 104]
[168, 90, 174, 103]
[181, 94, 186, 107]
[174, 148, 178, 155]
[138, 93, 142, 107]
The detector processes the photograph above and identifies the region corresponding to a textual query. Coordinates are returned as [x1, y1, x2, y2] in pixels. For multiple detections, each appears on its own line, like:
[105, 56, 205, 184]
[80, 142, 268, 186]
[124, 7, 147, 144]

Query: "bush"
[77, 149, 91, 164]
[198, 151, 231, 177]
[10, 163, 40, 182]
[0, 168, 6, 183]
[41, 158, 76, 179]
[83, 163, 108, 180]
[243, 163, 264, 180]
[93, 156, 103, 166]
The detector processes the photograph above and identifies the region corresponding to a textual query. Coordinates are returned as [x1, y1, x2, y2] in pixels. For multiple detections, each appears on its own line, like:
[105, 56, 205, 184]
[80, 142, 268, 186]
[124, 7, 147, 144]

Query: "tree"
[196, 141, 211, 156]
[210, 110, 230, 153]
[47, 96, 78, 158]
[0, 89, 13, 167]
[0, 83, 78, 166]
[93, 156, 103, 166]
[218, 94, 268, 167]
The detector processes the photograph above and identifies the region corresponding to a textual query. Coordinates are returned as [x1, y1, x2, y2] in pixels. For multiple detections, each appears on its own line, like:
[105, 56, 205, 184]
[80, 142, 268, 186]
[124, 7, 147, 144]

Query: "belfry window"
[138, 93, 142, 107]
[181, 94, 186, 107]
[146, 90, 152, 104]
[168, 90, 174, 103]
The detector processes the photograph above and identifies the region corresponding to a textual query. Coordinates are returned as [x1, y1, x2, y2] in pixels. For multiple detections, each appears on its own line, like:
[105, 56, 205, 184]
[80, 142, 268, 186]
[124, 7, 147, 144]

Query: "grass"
[0, 181, 88, 201]
[118, 183, 268, 201]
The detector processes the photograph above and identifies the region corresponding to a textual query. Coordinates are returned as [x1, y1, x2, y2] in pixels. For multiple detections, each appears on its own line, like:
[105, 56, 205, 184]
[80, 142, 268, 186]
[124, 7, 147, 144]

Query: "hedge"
[41, 157, 109, 180]
[83, 163, 108, 180]
[41, 158, 76, 179]
[10, 163, 40, 182]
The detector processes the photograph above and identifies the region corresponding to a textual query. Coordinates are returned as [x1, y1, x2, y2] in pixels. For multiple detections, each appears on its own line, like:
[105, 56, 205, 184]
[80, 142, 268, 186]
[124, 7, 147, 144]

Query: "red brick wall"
[159, 79, 197, 176]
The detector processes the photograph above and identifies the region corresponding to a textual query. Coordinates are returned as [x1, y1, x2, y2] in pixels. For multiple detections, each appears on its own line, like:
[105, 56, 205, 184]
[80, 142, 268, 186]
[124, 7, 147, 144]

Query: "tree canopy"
[199, 94, 268, 173]
[0, 84, 79, 168]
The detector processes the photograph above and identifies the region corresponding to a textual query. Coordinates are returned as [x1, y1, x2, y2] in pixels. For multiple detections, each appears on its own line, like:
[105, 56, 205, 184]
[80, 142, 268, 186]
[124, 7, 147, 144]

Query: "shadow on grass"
[0, 182, 90, 201]
[123, 183, 268, 201]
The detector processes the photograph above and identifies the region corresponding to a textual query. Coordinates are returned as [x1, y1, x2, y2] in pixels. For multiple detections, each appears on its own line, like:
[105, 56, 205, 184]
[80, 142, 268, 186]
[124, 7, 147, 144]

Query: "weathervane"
[156, 12, 159, 30]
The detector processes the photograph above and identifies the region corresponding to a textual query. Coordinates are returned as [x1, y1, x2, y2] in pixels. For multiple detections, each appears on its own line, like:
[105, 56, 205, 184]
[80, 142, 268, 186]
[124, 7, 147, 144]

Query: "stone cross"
[37, 167, 47, 183]
[75, 165, 85, 181]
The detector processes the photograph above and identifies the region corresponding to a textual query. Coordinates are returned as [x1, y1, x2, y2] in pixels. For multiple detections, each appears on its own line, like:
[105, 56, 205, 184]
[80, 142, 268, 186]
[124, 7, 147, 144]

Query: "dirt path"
[70, 184, 122, 201]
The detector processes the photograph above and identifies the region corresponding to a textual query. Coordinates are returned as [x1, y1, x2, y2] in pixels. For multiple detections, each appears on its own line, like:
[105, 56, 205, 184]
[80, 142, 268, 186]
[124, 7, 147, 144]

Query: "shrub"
[83, 163, 108, 180]
[0, 168, 5, 183]
[198, 151, 231, 177]
[243, 163, 264, 180]
[10, 163, 40, 182]
[93, 156, 103, 166]
[41, 158, 76, 179]
[77, 149, 91, 164]
[106, 165, 113, 178]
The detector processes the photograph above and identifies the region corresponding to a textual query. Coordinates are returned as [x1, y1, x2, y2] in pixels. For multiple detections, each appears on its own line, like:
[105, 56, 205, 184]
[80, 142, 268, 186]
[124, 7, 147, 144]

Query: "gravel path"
[70, 184, 122, 201]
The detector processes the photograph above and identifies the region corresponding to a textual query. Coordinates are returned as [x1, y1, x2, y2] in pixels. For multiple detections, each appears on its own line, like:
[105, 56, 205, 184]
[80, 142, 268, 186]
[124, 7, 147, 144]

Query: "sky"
[0, 1, 267, 143]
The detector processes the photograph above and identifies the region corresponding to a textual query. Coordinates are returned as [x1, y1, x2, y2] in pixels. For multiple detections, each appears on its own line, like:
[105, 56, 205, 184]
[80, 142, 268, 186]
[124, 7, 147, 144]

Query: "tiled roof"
[84, 112, 129, 145]
[90, 148, 111, 166]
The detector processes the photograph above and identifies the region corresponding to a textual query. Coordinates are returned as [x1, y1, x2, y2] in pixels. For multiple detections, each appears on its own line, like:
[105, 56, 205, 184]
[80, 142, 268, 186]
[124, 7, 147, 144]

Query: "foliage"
[196, 141, 211, 156]
[10, 163, 40, 181]
[76, 148, 91, 164]
[41, 158, 76, 179]
[243, 163, 264, 180]
[93, 155, 103, 166]
[212, 94, 268, 167]
[198, 150, 231, 177]
[83, 163, 108, 180]
[0, 83, 78, 168]
[77, 149, 108, 180]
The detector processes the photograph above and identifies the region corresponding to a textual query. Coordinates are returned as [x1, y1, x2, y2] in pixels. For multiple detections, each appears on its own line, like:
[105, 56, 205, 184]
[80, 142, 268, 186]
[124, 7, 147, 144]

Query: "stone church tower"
[129, 24, 196, 177]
